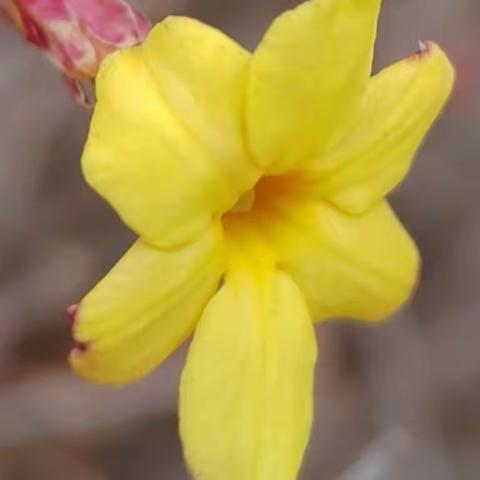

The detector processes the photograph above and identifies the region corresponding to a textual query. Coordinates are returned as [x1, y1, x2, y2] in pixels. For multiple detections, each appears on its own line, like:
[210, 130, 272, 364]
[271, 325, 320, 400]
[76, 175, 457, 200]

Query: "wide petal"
[83, 18, 258, 248]
[142, 17, 253, 173]
[251, 180, 419, 322]
[303, 42, 454, 213]
[180, 269, 317, 480]
[69, 225, 225, 386]
[247, 0, 381, 173]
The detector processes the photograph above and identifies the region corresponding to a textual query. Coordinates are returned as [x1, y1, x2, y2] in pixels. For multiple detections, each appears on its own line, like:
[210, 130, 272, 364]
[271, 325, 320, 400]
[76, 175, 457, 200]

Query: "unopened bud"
[2, 0, 151, 106]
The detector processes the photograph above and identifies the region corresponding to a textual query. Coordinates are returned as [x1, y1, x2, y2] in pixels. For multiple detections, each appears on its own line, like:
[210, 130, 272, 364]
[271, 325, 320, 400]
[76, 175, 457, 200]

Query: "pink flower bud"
[2, 0, 151, 105]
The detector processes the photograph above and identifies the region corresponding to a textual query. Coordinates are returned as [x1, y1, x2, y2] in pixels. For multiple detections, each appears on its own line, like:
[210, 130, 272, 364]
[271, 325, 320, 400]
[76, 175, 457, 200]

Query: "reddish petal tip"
[415, 40, 432, 59]
[72, 341, 89, 355]
[63, 76, 93, 109]
[67, 303, 89, 355]
[67, 303, 79, 326]
[418, 40, 429, 52]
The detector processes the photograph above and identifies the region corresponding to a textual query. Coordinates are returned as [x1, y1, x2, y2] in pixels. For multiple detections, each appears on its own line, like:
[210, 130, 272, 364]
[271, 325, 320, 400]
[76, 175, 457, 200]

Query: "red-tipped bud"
[2, 0, 151, 105]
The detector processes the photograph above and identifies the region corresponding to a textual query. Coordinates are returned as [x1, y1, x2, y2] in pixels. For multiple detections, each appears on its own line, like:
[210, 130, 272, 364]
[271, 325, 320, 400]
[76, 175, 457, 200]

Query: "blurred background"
[0, 0, 479, 478]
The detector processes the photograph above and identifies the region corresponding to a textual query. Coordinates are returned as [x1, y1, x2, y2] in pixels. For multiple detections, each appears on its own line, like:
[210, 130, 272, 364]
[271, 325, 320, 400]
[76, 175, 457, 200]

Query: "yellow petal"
[143, 17, 253, 173]
[180, 269, 316, 480]
[305, 42, 454, 213]
[247, 0, 381, 173]
[251, 180, 419, 322]
[69, 225, 225, 386]
[83, 20, 259, 249]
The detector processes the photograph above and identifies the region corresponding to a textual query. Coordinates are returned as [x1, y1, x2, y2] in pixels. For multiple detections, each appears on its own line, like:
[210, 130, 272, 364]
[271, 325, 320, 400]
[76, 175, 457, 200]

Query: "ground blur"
[0, 0, 479, 478]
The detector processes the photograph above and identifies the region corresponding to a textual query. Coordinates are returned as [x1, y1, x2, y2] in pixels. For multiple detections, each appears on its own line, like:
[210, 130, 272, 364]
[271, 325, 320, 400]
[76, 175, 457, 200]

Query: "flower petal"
[247, 0, 381, 173]
[180, 269, 316, 480]
[304, 42, 454, 213]
[142, 17, 253, 175]
[252, 181, 419, 322]
[69, 225, 225, 386]
[83, 20, 258, 248]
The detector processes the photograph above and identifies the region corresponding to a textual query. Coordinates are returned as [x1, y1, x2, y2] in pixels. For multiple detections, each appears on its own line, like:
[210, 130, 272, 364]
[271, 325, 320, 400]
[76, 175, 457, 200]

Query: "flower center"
[222, 174, 296, 235]
[230, 189, 255, 213]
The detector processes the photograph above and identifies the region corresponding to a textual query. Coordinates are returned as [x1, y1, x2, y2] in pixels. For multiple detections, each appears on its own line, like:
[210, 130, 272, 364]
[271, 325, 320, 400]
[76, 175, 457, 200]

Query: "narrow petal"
[304, 42, 454, 213]
[69, 225, 225, 386]
[247, 0, 381, 173]
[180, 269, 317, 480]
[251, 180, 419, 322]
[83, 19, 258, 248]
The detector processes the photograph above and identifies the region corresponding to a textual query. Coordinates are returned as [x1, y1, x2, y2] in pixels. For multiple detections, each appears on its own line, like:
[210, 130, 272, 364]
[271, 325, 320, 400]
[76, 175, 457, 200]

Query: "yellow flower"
[70, 0, 454, 479]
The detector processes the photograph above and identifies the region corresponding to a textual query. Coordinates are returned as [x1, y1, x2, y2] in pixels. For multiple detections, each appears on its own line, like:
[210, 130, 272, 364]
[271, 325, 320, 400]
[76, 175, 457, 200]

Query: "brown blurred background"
[0, 0, 479, 478]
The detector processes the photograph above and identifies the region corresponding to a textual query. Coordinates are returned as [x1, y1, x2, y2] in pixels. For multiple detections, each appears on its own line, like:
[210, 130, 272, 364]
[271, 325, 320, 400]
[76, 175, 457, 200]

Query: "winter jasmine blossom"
[70, 0, 454, 478]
